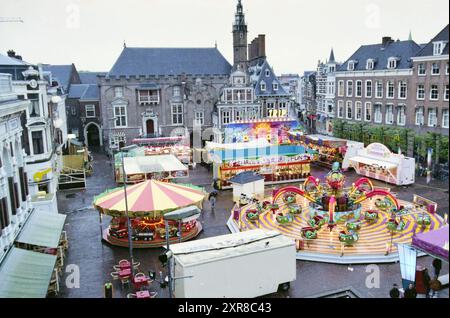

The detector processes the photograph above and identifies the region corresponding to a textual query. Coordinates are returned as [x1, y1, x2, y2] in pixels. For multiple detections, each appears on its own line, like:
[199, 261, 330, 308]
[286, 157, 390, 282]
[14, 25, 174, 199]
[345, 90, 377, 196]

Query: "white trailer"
[170, 230, 296, 298]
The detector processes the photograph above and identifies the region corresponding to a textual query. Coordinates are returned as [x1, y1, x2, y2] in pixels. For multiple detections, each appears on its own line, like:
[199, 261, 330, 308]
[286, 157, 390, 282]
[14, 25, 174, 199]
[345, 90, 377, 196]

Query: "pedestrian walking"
[208, 190, 218, 212]
[432, 258, 442, 278]
[429, 276, 442, 298]
[404, 283, 417, 298]
[389, 284, 400, 298]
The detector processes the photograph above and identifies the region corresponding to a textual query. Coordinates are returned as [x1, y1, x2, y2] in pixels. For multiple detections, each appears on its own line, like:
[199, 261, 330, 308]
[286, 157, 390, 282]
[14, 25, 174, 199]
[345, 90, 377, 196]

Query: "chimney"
[382, 36, 393, 47]
[258, 34, 266, 58]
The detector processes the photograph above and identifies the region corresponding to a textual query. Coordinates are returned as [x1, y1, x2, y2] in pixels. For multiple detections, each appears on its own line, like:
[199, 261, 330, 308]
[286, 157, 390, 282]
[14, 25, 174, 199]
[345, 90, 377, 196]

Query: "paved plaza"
[56, 151, 449, 298]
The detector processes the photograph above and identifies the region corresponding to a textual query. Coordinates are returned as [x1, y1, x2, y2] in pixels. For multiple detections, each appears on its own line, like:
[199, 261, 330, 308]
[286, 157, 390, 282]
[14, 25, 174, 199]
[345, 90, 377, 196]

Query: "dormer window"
[273, 83, 279, 91]
[260, 81, 266, 91]
[387, 57, 398, 69]
[366, 59, 375, 70]
[265, 69, 270, 77]
[347, 61, 356, 71]
[433, 41, 446, 56]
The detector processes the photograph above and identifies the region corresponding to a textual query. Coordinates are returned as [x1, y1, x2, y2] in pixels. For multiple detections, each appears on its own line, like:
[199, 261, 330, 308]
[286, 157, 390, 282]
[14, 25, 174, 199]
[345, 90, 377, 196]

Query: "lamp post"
[120, 146, 135, 277]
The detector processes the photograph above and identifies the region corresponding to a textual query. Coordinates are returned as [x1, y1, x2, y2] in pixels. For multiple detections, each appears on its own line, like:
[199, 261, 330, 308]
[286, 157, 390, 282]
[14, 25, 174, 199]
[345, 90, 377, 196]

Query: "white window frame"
[346, 80, 353, 97]
[386, 81, 395, 99]
[355, 80, 362, 97]
[365, 102, 372, 122]
[173, 86, 181, 97]
[366, 59, 374, 70]
[415, 107, 424, 126]
[428, 108, 437, 127]
[444, 84, 449, 101]
[346, 101, 352, 119]
[417, 84, 425, 100]
[387, 58, 397, 69]
[433, 41, 445, 56]
[113, 105, 127, 128]
[194, 111, 204, 126]
[446, 62, 449, 75]
[222, 110, 231, 125]
[273, 83, 279, 91]
[347, 61, 355, 71]
[337, 100, 344, 118]
[375, 81, 383, 98]
[355, 101, 362, 120]
[418, 63, 426, 76]
[265, 69, 270, 77]
[337, 80, 344, 97]
[430, 85, 439, 101]
[374, 104, 382, 123]
[397, 106, 406, 126]
[431, 63, 440, 75]
[260, 81, 266, 92]
[171, 103, 184, 125]
[442, 109, 449, 128]
[85, 104, 95, 118]
[385, 104, 394, 125]
[398, 81, 407, 99]
[114, 87, 123, 98]
[365, 80, 372, 98]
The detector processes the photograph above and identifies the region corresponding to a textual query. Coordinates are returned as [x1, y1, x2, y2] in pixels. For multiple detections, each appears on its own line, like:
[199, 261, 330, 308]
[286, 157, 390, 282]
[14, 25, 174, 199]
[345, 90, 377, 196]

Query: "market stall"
[292, 134, 364, 169]
[229, 172, 265, 203]
[206, 142, 312, 189]
[93, 180, 206, 248]
[115, 154, 188, 184]
[114, 150, 189, 183]
[349, 143, 415, 185]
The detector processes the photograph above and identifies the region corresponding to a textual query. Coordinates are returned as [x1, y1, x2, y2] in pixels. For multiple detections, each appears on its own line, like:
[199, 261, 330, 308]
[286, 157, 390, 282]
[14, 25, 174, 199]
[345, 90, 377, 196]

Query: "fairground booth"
[93, 180, 206, 248]
[293, 134, 364, 170]
[206, 139, 312, 190]
[349, 143, 415, 185]
[114, 147, 189, 183]
[131, 135, 191, 165]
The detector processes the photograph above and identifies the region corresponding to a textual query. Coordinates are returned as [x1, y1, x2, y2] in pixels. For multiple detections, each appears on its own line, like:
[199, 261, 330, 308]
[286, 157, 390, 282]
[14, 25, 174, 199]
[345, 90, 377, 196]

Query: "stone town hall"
[100, 0, 293, 150]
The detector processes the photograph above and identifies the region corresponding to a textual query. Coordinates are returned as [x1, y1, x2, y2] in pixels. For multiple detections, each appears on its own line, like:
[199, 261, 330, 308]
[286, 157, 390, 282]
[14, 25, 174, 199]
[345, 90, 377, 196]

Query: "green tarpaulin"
[0, 247, 57, 298]
[16, 211, 66, 248]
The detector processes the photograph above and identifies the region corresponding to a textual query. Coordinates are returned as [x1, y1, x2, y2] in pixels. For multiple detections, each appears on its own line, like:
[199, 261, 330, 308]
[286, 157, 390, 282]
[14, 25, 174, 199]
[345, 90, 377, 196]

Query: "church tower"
[233, 0, 248, 70]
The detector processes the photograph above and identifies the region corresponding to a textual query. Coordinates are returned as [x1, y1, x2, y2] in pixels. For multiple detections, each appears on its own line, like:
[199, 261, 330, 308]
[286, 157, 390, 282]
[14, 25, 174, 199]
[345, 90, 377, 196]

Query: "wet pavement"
[56, 151, 449, 298]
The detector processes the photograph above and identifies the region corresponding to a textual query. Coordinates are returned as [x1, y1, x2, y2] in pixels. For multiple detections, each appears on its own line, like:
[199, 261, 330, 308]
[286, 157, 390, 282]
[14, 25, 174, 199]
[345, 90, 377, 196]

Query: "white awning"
[349, 156, 397, 169]
[124, 154, 187, 175]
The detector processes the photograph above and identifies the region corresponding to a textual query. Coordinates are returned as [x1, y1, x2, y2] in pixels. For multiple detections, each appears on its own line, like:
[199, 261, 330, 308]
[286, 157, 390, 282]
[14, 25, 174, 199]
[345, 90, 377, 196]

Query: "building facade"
[315, 49, 339, 135]
[300, 71, 317, 131]
[99, 47, 231, 150]
[0, 53, 68, 203]
[410, 25, 449, 136]
[0, 72, 32, 261]
[334, 37, 421, 141]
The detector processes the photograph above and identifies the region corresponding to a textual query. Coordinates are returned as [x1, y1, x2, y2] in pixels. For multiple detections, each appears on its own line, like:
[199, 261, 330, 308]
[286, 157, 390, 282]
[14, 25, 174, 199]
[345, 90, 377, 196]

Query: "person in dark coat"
[389, 284, 400, 298]
[404, 283, 417, 298]
[432, 258, 442, 278]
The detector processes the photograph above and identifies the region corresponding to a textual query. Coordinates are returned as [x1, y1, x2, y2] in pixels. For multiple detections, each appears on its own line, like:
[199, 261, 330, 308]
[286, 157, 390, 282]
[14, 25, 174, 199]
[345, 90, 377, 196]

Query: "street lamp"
[160, 206, 201, 298]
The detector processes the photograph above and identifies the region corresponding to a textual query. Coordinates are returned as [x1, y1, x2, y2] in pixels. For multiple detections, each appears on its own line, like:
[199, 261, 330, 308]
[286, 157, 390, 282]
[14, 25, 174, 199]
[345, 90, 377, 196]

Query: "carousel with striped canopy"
[93, 180, 206, 248]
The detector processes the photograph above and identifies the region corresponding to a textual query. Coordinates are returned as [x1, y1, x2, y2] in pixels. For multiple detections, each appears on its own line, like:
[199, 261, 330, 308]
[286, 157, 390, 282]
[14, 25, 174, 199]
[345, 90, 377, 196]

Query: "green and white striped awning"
[16, 210, 66, 249]
[0, 247, 57, 298]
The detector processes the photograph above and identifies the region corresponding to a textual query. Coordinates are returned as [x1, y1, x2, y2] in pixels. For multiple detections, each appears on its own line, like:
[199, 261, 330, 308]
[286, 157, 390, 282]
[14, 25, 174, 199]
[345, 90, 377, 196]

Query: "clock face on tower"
[234, 76, 244, 85]
[29, 79, 38, 89]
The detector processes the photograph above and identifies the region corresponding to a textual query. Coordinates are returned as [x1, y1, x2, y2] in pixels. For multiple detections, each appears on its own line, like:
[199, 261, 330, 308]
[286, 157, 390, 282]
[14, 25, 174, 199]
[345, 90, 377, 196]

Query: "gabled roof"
[68, 84, 99, 101]
[229, 171, 264, 184]
[79, 71, 107, 84]
[252, 60, 290, 97]
[415, 25, 449, 57]
[42, 64, 77, 92]
[0, 53, 30, 66]
[108, 47, 232, 77]
[337, 40, 421, 72]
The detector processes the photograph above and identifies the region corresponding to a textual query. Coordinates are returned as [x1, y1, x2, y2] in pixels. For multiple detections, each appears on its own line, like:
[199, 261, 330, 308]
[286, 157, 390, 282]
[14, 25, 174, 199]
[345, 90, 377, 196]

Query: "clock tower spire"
[233, 0, 248, 70]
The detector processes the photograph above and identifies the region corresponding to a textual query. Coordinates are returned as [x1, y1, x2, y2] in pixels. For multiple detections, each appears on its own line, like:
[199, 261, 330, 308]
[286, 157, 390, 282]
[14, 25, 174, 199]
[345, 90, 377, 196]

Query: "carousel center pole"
[121, 149, 135, 277]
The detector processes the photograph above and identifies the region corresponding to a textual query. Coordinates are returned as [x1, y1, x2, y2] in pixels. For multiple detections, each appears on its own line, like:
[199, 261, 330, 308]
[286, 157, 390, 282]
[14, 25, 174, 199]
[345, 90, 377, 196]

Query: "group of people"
[390, 258, 443, 298]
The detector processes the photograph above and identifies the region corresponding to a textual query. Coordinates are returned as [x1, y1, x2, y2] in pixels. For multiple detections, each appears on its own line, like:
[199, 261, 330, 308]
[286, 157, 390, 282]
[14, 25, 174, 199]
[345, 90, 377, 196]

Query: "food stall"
[349, 143, 415, 185]
[115, 154, 188, 184]
[131, 136, 191, 165]
[93, 180, 206, 248]
[206, 141, 312, 189]
[292, 134, 364, 170]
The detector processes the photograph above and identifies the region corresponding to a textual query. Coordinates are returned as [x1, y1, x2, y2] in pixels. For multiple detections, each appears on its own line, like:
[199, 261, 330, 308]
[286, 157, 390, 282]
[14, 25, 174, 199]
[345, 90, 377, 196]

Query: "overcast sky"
[0, 0, 448, 75]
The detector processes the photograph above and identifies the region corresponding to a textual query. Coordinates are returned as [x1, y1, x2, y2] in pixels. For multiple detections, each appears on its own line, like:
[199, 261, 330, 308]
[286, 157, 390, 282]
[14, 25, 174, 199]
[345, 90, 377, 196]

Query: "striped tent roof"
[93, 180, 206, 217]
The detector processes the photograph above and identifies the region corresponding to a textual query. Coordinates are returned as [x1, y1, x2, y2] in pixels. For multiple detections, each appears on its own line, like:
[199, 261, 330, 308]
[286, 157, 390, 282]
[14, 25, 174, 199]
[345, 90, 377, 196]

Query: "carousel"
[228, 162, 446, 263]
[93, 180, 206, 248]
